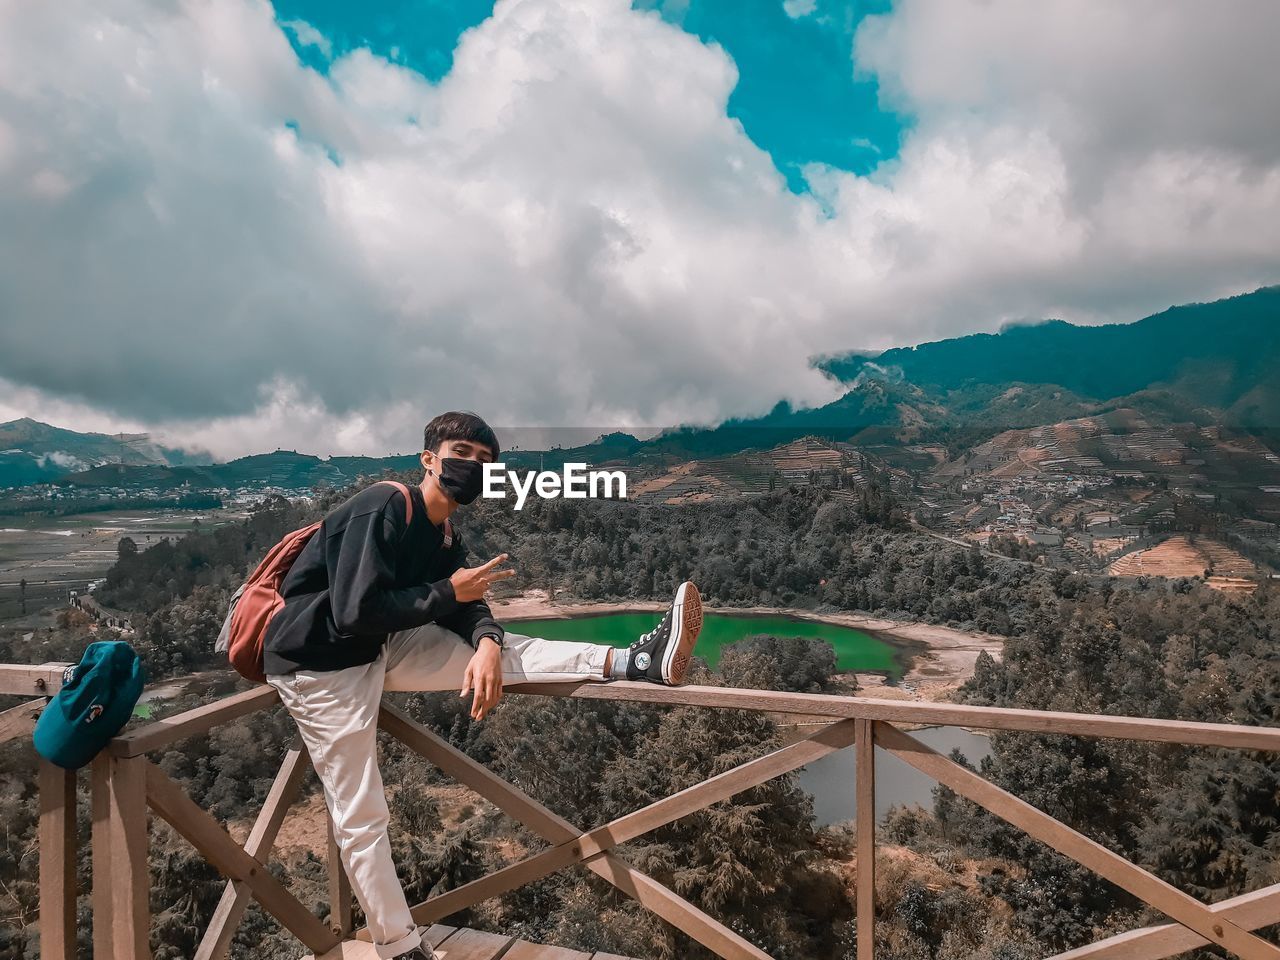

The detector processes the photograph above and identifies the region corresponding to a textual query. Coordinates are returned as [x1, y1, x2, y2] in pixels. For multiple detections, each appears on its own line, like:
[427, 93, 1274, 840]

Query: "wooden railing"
[9, 662, 1280, 960]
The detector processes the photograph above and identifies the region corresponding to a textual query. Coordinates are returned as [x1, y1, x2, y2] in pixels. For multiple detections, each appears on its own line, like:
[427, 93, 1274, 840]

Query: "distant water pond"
[507, 611, 905, 677]
[798, 726, 992, 826]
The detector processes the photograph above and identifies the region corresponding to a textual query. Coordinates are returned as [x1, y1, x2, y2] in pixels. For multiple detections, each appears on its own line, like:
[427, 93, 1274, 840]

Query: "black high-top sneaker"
[626, 581, 703, 685]
[392, 947, 438, 960]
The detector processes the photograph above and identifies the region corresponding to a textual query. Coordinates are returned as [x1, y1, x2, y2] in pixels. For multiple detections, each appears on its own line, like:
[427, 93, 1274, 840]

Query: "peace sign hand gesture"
[449, 554, 515, 603]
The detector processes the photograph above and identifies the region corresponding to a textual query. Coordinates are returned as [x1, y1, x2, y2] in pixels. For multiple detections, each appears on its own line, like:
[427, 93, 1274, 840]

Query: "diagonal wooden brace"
[874, 722, 1280, 960]
[142, 758, 339, 957]
[377, 704, 856, 959]
[1048, 880, 1280, 960]
[194, 740, 311, 960]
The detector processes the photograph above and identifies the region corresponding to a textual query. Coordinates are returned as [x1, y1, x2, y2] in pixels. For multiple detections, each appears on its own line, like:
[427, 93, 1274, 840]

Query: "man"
[264, 411, 703, 960]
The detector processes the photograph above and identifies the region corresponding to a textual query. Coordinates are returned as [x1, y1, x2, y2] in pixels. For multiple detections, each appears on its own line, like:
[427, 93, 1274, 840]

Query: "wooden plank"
[855, 719, 875, 960]
[194, 742, 311, 960]
[91, 754, 114, 960]
[0, 698, 45, 744]
[377, 704, 773, 959]
[0, 662, 71, 697]
[306, 925, 461, 959]
[508, 681, 1280, 751]
[38, 759, 76, 960]
[590, 954, 638, 960]
[97, 754, 151, 959]
[111, 685, 278, 757]
[505, 940, 593, 959]
[1048, 881, 1280, 960]
[434, 927, 514, 959]
[142, 759, 340, 956]
[874, 722, 1280, 960]
[327, 809, 353, 937]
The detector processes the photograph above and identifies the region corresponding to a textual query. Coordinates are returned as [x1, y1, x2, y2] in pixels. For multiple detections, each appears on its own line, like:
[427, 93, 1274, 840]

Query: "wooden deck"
[305, 924, 637, 960]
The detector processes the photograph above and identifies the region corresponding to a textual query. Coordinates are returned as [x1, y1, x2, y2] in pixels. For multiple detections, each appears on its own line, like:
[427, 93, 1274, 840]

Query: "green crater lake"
[507, 612, 905, 677]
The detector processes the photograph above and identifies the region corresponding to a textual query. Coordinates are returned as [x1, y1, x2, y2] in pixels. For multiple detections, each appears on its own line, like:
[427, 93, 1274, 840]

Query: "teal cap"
[33, 641, 146, 769]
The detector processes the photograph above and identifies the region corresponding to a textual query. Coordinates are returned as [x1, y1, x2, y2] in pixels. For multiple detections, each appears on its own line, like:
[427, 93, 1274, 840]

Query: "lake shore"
[491, 590, 1004, 702]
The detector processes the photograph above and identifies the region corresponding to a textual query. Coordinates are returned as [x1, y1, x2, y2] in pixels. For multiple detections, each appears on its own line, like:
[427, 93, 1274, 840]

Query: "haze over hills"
[0, 417, 210, 489]
[2, 286, 1278, 492]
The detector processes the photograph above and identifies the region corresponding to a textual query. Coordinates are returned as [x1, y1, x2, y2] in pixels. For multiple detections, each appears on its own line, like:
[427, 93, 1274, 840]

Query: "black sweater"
[262, 482, 504, 676]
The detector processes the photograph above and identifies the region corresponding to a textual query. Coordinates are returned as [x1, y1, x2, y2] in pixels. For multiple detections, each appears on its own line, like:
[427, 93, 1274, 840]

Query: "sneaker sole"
[663, 581, 703, 685]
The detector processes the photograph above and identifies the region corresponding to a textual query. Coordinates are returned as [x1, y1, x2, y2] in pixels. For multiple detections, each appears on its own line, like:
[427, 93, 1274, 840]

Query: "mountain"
[640, 286, 1280, 462]
[57, 450, 425, 492]
[0, 417, 210, 489]
[818, 286, 1280, 427]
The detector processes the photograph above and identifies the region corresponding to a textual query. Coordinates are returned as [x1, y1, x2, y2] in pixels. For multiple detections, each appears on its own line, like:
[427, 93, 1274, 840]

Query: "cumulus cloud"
[0, 0, 1278, 459]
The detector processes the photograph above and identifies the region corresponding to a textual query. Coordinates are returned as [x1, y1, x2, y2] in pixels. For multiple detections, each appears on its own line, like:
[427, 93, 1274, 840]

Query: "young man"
[264, 411, 703, 960]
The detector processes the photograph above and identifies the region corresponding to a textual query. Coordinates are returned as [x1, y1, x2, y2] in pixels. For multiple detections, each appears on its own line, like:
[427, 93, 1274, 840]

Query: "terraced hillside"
[1107, 535, 1259, 592]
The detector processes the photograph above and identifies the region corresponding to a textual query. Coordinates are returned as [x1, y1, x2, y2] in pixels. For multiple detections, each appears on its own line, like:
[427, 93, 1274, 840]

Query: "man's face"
[420, 438, 496, 473]
[439, 439, 496, 464]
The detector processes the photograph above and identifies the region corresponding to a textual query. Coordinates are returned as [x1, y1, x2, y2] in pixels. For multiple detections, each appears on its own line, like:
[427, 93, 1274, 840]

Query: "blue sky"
[272, 0, 903, 191]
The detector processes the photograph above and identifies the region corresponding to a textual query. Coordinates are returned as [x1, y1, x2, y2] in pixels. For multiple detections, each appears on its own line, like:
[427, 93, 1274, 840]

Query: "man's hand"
[461, 636, 503, 720]
[450, 554, 516, 603]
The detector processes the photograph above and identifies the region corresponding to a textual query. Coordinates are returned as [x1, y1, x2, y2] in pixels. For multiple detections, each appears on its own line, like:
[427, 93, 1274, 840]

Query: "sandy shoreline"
[491, 591, 1004, 702]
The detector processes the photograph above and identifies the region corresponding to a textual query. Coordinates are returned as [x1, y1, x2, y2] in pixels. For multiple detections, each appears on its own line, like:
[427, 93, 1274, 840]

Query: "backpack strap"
[377, 480, 415, 525]
[377, 479, 453, 546]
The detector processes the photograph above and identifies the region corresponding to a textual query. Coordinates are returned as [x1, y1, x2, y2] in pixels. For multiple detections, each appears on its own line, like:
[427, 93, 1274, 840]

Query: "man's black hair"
[423, 411, 500, 460]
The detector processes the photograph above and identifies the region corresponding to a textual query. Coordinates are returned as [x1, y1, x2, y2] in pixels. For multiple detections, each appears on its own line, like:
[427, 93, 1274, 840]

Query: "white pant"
[267, 624, 611, 958]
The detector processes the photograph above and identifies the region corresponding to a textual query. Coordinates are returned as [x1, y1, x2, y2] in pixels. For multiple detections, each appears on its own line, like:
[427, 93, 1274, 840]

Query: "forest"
[0, 473, 1276, 958]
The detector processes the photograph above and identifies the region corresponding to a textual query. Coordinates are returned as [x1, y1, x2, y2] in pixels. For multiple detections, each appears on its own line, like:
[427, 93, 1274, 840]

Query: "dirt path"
[491, 591, 1004, 702]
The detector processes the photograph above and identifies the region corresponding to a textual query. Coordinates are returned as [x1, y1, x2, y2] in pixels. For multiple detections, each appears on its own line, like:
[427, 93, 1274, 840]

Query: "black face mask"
[435, 456, 485, 505]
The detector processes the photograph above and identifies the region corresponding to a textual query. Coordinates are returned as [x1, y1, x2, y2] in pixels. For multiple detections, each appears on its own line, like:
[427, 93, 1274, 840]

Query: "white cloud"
[783, 0, 817, 19]
[281, 18, 332, 58]
[0, 0, 1278, 459]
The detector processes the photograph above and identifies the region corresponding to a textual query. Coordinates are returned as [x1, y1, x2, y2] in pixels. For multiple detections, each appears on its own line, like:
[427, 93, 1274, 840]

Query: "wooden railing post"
[92, 753, 150, 959]
[38, 759, 76, 960]
[855, 719, 875, 960]
[327, 812, 352, 937]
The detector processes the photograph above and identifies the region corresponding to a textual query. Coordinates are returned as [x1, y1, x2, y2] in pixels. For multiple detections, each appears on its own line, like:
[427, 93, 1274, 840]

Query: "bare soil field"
[1107, 535, 1258, 591]
[0, 508, 247, 621]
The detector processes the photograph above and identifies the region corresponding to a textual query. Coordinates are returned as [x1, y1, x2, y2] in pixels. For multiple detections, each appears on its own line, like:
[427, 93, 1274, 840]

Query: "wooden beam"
[377, 704, 776, 959]
[0, 662, 70, 697]
[855, 719, 875, 960]
[589, 853, 773, 960]
[507, 681, 1280, 751]
[91, 755, 114, 960]
[38, 759, 76, 960]
[90, 754, 151, 959]
[326, 809, 352, 937]
[110, 685, 278, 757]
[142, 760, 339, 956]
[194, 742, 310, 960]
[874, 722, 1280, 960]
[0, 698, 45, 745]
[1048, 881, 1280, 960]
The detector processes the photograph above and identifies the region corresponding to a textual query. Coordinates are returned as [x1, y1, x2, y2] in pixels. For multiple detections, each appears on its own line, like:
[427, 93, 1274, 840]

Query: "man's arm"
[437, 532, 506, 649]
[327, 493, 460, 634]
[438, 598, 505, 650]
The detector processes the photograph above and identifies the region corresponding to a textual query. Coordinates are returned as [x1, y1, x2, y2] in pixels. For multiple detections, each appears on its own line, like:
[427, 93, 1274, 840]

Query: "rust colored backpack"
[216, 480, 422, 683]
